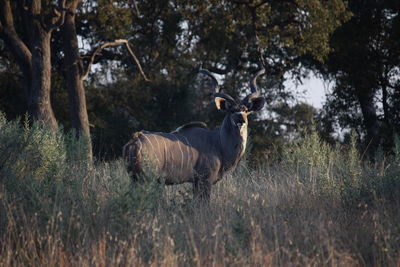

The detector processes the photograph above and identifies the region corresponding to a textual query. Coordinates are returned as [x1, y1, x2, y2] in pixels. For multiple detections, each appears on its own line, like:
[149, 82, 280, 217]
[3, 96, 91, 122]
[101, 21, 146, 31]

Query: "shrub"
[282, 129, 339, 196]
[0, 113, 67, 183]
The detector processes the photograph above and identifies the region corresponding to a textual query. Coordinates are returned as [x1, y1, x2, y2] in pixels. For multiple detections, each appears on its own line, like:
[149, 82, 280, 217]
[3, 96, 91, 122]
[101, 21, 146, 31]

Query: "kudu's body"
[123, 68, 265, 200]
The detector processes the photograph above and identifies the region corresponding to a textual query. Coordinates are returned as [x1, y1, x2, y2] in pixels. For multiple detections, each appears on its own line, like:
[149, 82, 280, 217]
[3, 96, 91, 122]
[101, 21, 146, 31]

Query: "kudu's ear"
[199, 68, 236, 111]
[215, 97, 234, 111]
[247, 96, 265, 112]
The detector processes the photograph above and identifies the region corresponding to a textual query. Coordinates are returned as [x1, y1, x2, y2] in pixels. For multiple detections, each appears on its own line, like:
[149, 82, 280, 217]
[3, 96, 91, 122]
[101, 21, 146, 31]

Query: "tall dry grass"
[1, 113, 400, 266]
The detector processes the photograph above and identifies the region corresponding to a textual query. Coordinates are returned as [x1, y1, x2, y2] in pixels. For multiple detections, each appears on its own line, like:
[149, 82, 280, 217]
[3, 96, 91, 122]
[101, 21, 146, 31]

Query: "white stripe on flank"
[161, 136, 168, 174]
[160, 136, 166, 158]
[180, 135, 192, 171]
[137, 138, 142, 158]
[153, 134, 162, 158]
[166, 133, 174, 163]
[142, 134, 160, 165]
[172, 134, 184, 175]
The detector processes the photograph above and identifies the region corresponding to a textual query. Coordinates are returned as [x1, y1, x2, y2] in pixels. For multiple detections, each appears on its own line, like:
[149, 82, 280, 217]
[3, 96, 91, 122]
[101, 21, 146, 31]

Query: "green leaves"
[1, 0, 352, 159]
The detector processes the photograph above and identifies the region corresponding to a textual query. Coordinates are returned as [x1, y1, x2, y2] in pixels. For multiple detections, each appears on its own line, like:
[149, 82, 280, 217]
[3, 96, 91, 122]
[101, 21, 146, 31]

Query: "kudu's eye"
[236, 122, 243, 128]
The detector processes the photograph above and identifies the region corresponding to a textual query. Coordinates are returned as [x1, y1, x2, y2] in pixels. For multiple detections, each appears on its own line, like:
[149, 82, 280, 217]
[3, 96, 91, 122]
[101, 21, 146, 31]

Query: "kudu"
[123, 68, 266, 201]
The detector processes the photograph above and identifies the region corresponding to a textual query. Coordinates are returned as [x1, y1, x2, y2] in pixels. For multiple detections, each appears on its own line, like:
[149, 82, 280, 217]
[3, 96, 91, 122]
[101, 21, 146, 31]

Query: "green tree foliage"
[1, 0, 350, 159]
[313, 0, 400, 154]
[81, 0, 350, 158]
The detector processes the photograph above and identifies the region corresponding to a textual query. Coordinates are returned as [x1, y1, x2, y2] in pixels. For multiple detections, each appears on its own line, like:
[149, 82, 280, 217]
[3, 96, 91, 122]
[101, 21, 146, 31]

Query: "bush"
[282, 129, 339, 196]
[0, 114, 66, 181]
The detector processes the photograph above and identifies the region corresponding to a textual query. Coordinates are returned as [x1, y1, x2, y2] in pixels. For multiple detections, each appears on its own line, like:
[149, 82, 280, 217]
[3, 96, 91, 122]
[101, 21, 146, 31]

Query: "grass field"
[1, 114, 400, 266]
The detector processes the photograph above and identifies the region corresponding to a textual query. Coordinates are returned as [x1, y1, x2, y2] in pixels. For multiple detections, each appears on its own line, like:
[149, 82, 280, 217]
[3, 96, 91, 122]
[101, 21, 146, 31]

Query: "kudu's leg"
[130, 170, 140, 183]
[126, 161, 142, 183]
[193, 176, 211, 202]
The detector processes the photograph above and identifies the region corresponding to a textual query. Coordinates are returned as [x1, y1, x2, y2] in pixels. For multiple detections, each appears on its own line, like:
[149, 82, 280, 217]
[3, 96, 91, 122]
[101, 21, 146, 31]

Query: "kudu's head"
[199, 68, 266, 131]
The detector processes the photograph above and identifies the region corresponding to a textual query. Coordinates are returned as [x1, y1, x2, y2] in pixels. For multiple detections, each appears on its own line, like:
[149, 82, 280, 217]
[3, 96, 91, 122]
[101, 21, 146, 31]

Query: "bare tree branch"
[254, 0, 269, 8]
[230, 0, 270, 8]
[0, 0, 32, 75]
[0, 0, 15, 28]
[247, 5, 266, 68]
[131, 0, 141, 16]
[230, 0, 251, 5]
[46, 0, 67, 31]
[82, 39, 150, 82]
[228, 0, 268, 67]
[30, 0, 41, 16]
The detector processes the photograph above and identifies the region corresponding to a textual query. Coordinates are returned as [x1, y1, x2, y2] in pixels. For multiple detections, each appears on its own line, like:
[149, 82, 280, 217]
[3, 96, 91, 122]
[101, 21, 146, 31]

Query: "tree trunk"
[61, 2, 90, 138]
[357, 88, 380, 157]
[61, 0, 92, 159]
[29, 25, 58, 130]
[0, 0, 32, 113]
[0, 0, 64, 130]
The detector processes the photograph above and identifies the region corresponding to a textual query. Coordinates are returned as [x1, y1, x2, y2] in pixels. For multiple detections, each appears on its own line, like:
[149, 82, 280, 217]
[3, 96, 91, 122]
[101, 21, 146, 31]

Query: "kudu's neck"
[219, 114, 247, 171]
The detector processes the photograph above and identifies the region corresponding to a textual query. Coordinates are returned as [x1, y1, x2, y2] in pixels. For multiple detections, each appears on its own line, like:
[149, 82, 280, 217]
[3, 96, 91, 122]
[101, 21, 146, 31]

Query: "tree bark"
[0, 0, 32, 101]
[357, 88, 380, 157]
[29, 23, 58, 129]
[60, 0, 93, 160]
[61, 0, 90, 138]
[0, 0, 65, 130]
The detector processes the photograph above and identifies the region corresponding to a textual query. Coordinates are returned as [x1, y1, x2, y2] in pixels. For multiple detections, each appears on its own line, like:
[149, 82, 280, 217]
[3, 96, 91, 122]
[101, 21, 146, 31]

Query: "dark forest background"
[1, 0, 399, 160]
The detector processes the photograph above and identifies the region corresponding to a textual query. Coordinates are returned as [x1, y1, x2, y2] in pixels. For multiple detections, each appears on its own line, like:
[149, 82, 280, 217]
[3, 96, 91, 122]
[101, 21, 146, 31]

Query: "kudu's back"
[123, 123, 222, 184]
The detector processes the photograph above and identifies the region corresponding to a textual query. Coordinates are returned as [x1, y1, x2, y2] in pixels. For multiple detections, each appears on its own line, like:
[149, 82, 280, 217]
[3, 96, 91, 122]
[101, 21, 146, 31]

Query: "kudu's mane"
[171, 121, 208, 133]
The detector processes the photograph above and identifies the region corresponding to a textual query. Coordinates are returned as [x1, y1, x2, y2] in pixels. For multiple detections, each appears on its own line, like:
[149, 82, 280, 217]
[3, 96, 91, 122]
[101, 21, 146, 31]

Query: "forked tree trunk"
[0, 0, 66, 130]
[1, 0, 147, 147]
